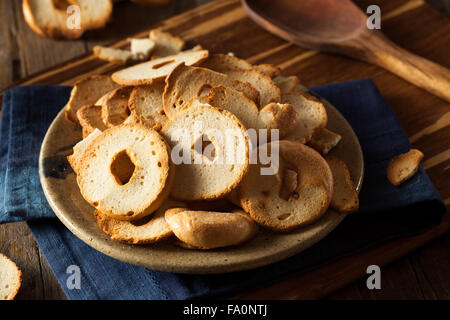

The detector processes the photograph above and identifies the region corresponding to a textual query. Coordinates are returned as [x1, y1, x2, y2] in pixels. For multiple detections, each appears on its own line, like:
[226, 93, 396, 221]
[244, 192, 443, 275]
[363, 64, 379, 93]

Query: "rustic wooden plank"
[330, 233, 450, 299]
[12, 0, 88, 76]
[0, 0, 23, 90]
[236, 210, 450, 299]
[83, 0, 202, 50]
[0, 222, 45, 299]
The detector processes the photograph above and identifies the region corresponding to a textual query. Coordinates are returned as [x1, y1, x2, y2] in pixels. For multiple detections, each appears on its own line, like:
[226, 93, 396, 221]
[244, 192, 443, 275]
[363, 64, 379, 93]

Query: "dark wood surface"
[243, 0, 450, 102]
[0, 0, 449, 300]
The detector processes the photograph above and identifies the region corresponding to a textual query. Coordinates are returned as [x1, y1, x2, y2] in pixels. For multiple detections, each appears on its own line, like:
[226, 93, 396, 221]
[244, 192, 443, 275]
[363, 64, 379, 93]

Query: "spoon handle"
[353, 32, 450, 102]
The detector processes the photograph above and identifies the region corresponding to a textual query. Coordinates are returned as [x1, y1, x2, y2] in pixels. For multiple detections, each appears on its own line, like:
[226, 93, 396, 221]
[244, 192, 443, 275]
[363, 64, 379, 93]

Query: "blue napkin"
[0, 80, 445, 299]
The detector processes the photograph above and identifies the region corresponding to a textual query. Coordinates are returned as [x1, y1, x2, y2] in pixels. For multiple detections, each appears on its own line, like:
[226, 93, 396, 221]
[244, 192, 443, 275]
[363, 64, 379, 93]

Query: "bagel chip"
[77, 124, 175, 221]
[274, 75, 299, 94]
[240, 141, 333, 231]
[387, 149, 424, 186]
[128, 81, 168, 130]
[326, 156, 359, 213]
[95, 199, 186, 244]
[161, 105, 249, 201]
[308, 127, 342, 155]
[0, 253, 22, 300]
[77, 105, 108, 138]
[65, 75, 119, 124]
[111, 50, 209, 85]
[165, 209, 258, 249]
[283, 93, 327, 144]
[163, 63, 260, 119]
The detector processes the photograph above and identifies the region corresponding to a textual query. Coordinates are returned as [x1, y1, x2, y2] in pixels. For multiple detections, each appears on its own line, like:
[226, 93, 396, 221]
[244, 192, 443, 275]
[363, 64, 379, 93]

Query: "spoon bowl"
[242, 0, 450, 102]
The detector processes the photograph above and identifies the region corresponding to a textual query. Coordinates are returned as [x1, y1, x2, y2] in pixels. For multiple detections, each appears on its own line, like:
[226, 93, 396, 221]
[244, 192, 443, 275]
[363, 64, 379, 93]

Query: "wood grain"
[0, 0, 449, 300]
[242, 0, 450, 102]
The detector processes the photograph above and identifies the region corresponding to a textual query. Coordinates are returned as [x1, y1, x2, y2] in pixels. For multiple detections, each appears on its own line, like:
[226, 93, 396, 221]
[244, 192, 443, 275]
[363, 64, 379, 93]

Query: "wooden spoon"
[242, 0, 450, 102]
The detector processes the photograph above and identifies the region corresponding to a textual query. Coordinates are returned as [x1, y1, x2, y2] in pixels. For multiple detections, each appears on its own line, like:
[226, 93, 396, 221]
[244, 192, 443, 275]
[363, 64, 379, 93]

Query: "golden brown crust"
[163, 63, 260, 119]
[164, 209, 258, 249]
[161, 105, 249, 201]
[94, 199, 185, 244]
[77, 105, 108, 138]
[325, 156, 359, 213]
[128, 82, 168, 130]
[149, 28, 185, 58]
[274, 75, 299, 94]
[253, 64, 281, 78]
[65, 75, 119, 124]
[23, 0, 112, 40]
[93, 46, 133, 65]
[387, 149, 424, 186]
[77, 124, 174, 221]
[0, 253, 22, 300]
[282, 92, 328, 144]
[100, 86, 133, 127]
[239, 141, 333, 232]
[111, 50, 209, 86]
[307, 127, 342, 155]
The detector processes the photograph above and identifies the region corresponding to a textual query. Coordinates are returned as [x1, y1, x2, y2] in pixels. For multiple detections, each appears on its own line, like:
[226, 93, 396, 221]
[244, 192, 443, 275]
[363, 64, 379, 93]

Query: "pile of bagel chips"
[65, 29, 359, 250]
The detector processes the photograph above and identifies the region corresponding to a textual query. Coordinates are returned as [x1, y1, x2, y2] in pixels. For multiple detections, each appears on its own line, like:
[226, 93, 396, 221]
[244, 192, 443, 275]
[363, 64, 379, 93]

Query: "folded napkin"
[0, 80, 445, 299]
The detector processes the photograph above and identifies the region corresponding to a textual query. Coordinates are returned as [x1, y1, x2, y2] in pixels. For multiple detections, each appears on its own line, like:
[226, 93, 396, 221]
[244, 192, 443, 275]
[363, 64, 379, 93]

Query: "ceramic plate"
[39, 92, 363, 274]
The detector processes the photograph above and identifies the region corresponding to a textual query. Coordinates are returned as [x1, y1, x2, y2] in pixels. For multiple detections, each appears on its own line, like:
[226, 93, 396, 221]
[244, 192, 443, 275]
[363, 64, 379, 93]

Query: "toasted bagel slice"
[65, 75, 119, 124]
[307, 127, 342, 155]
[161, 105, 249, 201]
[93, 46, 134, 65]
[127, 81, 168, 130]
[165, 209, 258, 249]
[326, 156, 359, 213]
[23, 0, 112, 39]
[100, 86, 133, 127]
[0, 253, 22, 300]
[67, 128, 103, 174]
[274, 75, 299, 94]
[201, 54, 280, 78]
[240, 141, 333, 232]
[163, 64, 260, 119]
[149, 28, 185, 58]
[216, 69, 280, 107]
[253, 64, 281, 78]
[130, 38, 156, 60]
[201, 85, 298, 139]
[387, 149, 424, 186]
[111, 50, 209, 86]
[201, 54, 281, 107]
[77, 124, 174, 220]
[95, 199, 186, 244]
[282, 93, 328, 144]
[77, 105, 108, 138]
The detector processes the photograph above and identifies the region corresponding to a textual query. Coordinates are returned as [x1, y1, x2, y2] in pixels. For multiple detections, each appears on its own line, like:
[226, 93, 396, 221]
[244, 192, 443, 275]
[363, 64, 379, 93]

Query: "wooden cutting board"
[1, 0, 449, 299]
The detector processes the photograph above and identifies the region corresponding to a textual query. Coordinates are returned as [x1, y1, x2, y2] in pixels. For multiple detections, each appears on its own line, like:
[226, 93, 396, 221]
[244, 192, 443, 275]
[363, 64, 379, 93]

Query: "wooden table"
[0, 0, 449, 300]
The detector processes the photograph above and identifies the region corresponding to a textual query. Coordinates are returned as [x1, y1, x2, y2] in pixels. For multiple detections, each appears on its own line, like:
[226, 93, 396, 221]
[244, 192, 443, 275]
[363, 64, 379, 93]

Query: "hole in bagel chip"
[110, 150, 136, 185]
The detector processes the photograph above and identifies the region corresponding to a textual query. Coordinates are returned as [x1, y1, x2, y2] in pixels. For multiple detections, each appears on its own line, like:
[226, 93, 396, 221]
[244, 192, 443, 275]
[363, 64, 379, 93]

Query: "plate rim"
[39, 93, 364, 274]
